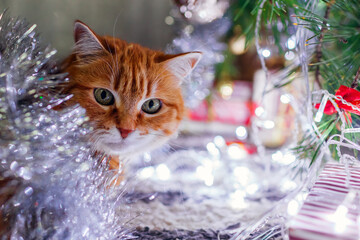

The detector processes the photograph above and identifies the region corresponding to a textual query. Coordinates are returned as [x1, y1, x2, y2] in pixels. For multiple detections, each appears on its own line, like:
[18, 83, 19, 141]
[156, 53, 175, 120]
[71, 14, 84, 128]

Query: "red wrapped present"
[188, 81, 254, 125]
[289, 163, 360, 240]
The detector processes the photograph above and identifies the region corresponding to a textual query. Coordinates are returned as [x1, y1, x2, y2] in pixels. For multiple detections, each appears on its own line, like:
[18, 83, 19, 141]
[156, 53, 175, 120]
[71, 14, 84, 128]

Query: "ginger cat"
[60, 21, 201, 170]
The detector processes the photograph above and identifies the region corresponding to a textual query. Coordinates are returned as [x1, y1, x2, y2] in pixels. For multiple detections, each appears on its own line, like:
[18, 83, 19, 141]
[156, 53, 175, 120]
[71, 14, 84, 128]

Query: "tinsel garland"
[0, 12, 130, 239]
[166, 17, 230, 109]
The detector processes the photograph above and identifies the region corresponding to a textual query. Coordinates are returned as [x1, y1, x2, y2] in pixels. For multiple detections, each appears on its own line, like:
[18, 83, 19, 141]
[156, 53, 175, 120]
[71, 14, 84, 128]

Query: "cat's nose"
[118, 128, 134, 139]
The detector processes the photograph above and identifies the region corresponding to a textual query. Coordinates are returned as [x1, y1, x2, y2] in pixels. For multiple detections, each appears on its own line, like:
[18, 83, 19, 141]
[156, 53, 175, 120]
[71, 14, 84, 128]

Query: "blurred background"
[0, 0, 295, 149]
[1, 1, 359, 239]
[0, 0, 174, 59]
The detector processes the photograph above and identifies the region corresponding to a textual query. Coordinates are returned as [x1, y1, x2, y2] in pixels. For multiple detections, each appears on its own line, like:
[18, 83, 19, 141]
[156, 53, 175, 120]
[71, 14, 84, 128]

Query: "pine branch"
[314, 4, 332, 89]
[351, 66, 360, 89]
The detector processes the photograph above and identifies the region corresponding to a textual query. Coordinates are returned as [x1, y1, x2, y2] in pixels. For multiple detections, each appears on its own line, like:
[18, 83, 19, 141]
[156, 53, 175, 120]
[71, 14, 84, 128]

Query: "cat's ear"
[164, 52, 202, 80]
[73, 20, 106, 58]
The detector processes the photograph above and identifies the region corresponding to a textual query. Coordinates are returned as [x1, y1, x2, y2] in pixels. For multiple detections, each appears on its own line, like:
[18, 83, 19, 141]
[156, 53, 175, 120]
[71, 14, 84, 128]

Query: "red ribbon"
[315, 85, 360, 115]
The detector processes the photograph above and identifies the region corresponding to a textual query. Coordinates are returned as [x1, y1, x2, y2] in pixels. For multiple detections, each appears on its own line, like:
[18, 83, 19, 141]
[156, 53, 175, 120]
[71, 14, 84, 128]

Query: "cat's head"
[61, 20, 201, 157]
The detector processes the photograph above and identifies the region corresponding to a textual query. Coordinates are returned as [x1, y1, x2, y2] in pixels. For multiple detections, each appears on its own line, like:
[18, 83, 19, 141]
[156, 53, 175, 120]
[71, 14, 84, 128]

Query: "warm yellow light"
[230, 36, 246, 55]
[219, 84, 233, 99]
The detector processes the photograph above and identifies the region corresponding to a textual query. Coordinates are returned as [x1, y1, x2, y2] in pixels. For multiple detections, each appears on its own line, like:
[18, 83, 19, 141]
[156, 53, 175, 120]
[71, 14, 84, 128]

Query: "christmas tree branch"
[315, 4, 332, 89]
[351, 66, 360, 89]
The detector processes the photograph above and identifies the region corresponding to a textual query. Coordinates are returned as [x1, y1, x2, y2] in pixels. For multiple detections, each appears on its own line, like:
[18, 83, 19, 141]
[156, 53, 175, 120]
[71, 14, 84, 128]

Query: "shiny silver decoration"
[167, 17, 231, 108]
[174, 0, 230, 24]
[0, 12, 130, 239]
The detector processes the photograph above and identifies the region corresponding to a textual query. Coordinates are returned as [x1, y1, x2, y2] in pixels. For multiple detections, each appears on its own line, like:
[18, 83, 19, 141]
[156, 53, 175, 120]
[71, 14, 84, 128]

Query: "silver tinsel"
[167, 17, 231, 109]
[0, 12, 130, 239]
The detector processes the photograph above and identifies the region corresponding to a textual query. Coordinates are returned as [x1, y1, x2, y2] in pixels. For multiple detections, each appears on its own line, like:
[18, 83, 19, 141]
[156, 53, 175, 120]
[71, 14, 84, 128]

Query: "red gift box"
[188, 81, 254, 125]
[289, 163, 360, 240]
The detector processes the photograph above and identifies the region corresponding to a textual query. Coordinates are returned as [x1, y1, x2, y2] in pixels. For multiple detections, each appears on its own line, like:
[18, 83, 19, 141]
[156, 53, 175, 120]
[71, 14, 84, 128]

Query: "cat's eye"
[93, 88, 115, 106]
[141, 99, 162, 114]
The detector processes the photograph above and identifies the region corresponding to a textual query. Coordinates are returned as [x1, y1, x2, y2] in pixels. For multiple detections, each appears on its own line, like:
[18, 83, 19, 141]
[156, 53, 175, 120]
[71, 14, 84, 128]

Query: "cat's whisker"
[112, 14, 121, 40]
[122, 130, 168, 140]
[112, 16, 121, 82]
[167, 142, 187, 151]
[89, 130, 110, 148]
[144, 132, 167, 138]
[113, 50, 120, 88]
[104, 60, 116, 86]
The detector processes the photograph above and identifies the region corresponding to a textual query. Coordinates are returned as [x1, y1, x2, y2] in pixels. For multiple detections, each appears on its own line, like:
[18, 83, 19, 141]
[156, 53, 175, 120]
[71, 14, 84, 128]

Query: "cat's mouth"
[100, 129, 134, 145]
[91, 128, 170, 156]
[95, 130, 144, 155]
[98, 138, 132, 155]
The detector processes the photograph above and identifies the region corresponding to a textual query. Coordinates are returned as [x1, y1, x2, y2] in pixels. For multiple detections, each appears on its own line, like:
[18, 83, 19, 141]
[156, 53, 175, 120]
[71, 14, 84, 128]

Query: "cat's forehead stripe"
[113, 65, 122, 91]
[146, 78, 152, 98]
[112, 46, 152, 99]
[147, 82, 157, 99]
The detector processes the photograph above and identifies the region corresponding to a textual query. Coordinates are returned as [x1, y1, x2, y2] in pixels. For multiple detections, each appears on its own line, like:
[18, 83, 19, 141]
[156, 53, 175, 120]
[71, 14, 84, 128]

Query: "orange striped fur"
[60, 21, 201, 170]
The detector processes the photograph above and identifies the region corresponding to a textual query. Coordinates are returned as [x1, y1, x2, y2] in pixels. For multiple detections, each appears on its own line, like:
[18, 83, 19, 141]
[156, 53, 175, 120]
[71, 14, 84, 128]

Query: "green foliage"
[293, 115, 337, 164]
[297, 0, 360, 92]
[294, 0, 360, 163]
[223, 0, 360, 164]
[216, 0, 301, 82]
[215, 49, 238, 80]
[224, 0, 360, 87]
[231, 0, 298, 46]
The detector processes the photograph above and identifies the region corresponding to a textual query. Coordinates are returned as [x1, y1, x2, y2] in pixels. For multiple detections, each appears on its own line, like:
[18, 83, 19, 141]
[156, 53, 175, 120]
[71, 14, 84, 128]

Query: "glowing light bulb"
[184, 11, 192, 18]
[282, 180, 297, 191]
[164, 16, 174, 25]
[334, 205, 349, 233]
[180, 6, 187, 13]
[213, 135, 226, 148]
[314, 111, 323, 122]
[272, 151, 296, 165]
[143, 152, 152, 162]
[255, 107, 265, 117]
[196, 166, 214, 186]
[219, 84, 233, 99]
[156, 164, 171, 180]
[334, 205, 348, 219]
[184, 25, 194, 34]
[207, 142, 220, 156]
[272, 151, 283, 162]
[198, 10, 207, 19]
[230, 36, 246, 55]
[235, 126, 247, 140]
[286, 37, 296, 49]
[228, 144, 247, 159]
[233, 166, 250, 185]
[261, 49, 271, 58]
[138, 166, 155, 179]
[287, 200, 299, 216]
[229, 190, 247, 209]
[283, 152, 296, 164]
[24, 186, 33, 196]
[280, 94, 291, 104]
[263, 120, 275, 129]
[246, 184, 259, 195]
[284, 51, 295, 61]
